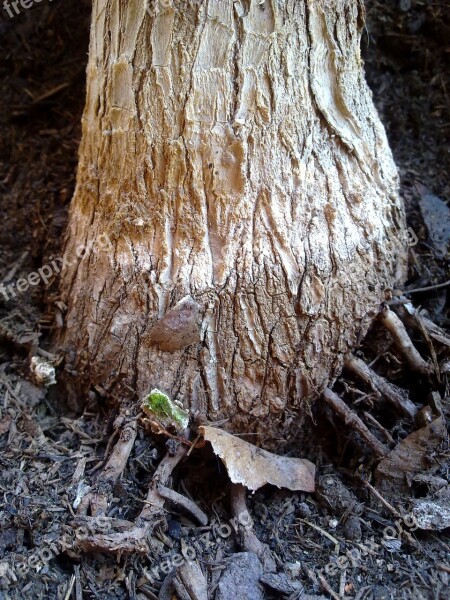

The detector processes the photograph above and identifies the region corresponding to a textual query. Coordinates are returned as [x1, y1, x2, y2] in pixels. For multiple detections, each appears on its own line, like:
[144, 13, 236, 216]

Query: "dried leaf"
[375, 417, 445, 494]
[199, 426, 315, 492]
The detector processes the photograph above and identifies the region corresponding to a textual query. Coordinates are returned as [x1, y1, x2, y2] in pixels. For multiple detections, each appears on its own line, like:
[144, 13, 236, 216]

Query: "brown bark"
[59, 0, 407, 449]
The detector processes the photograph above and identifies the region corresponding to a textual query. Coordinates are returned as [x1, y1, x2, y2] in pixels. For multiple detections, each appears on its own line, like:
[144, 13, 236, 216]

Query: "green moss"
[141, 388, 189, 432]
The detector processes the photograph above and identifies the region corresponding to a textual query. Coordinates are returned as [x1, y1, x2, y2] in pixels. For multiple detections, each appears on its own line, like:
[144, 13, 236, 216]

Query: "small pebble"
[328, 518, 339, 529]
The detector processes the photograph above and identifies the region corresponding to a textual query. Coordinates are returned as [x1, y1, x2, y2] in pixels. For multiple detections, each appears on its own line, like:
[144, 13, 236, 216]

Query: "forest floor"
[0, 1, 449, 599]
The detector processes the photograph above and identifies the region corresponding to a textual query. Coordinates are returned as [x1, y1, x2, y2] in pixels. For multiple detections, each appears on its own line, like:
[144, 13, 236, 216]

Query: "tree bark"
[60, 0, 407, 449]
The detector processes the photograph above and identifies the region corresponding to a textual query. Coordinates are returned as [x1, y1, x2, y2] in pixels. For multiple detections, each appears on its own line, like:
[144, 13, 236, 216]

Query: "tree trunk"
[60, 0, 407, 450]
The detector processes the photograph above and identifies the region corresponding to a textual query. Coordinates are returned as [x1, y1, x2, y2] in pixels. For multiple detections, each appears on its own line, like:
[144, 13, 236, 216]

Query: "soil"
[0, 1, 449, 599]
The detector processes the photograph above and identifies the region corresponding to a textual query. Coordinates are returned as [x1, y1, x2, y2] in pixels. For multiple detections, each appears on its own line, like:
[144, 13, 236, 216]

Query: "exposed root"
[157, 484, 208, 525]
[75, 440, 189, 554]
[324, 303, 445, 483]
[137, 440, 189, 525]
[344, 354, 418, 419]
[322, 388, 388, 458]
[230, 483, 276, 572]
[395, 300, 450, 361]
[363, 411, 395, 445]
[77, 417, 138, 517]
[379, 305, 434, 376]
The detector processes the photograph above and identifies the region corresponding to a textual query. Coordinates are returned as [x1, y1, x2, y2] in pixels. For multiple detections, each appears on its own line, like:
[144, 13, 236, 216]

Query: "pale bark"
[60, 0, 407, 449]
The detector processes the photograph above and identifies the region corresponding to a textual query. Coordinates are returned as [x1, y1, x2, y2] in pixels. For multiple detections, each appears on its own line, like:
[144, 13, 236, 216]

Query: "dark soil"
[0, 2, 449, 599]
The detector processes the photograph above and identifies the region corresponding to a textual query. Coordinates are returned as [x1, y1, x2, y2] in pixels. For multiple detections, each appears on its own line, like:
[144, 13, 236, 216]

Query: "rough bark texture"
[60, 0, 407, 449]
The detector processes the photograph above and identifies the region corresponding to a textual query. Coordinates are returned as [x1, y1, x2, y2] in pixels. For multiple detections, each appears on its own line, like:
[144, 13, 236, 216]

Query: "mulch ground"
[0, 1, 449, 599]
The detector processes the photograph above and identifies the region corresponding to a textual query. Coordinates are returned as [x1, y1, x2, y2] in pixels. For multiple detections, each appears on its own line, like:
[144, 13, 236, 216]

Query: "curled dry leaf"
[199, 426, 315, 492]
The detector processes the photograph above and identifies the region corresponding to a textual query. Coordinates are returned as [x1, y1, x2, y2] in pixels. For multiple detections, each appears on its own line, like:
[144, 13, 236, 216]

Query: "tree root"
[322, 388, 388, 457]
[75, 437, 189, 554]
[77, 416, 138, 517]
[157, 484, 208, 525]
[394, 301, 450, 373]
[71, 301, 442, 556]
[379, 305, 434, 376]
[324, 301, 443, 463]
[230, 483, 276, 572]
[344, 354, 418, 419]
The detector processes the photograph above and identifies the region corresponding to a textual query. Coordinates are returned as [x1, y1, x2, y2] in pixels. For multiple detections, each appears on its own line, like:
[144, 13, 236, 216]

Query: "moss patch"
[141, 388, 189, 432]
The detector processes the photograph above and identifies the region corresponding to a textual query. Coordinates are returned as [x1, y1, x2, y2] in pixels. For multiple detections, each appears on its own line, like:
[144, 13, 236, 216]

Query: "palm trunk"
[60, 0, 407, 449]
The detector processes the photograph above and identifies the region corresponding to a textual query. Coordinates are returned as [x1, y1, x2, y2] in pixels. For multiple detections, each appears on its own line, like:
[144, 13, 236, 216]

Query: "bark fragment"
[147, 295, 201, 352]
